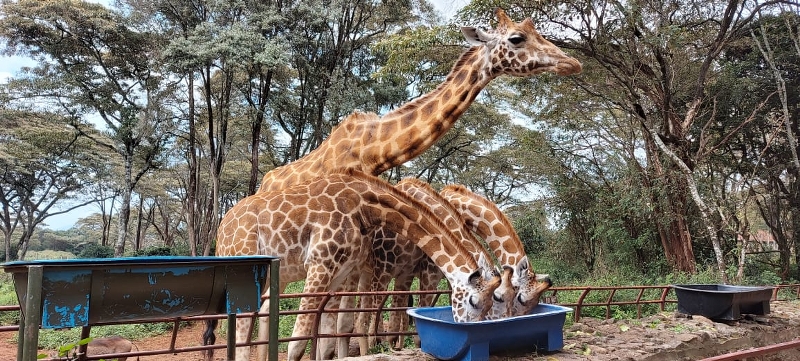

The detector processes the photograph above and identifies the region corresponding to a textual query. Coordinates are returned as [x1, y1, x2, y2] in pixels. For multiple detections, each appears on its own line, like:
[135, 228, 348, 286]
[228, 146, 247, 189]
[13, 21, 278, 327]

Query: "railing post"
[226, 313, 236, 361]
[660, 286, 671, 311]
[575, 288, 591, 322]
[21, 265, 43, 361]
[269, 258, 280, 361]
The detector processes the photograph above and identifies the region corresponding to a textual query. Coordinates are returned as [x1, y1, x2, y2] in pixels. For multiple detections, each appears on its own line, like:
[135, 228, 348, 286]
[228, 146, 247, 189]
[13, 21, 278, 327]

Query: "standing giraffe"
[257, 8, 581, 194]
[214, 169, 501, 361]
[213, 8, 582, 360]
[440, 184, 553, 316]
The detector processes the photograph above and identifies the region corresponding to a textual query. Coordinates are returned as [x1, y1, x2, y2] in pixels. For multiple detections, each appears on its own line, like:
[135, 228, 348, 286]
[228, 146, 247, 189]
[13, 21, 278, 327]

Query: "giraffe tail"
[202, 319, 218, 361]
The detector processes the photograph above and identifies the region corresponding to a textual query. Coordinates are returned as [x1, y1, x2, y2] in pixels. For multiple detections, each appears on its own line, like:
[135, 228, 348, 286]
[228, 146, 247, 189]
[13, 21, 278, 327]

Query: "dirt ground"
[3, 301, 800, 360]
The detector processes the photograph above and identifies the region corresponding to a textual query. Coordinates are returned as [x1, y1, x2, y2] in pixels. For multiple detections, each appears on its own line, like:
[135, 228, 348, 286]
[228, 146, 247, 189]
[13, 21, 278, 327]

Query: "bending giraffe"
[349, 178, 516, 355]
[441, 184, 553, 316]
[213, 169, 501, 361]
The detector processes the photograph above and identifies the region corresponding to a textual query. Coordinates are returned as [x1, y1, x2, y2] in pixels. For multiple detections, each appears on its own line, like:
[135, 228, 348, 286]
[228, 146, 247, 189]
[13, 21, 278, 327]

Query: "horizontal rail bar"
[698, 337, 800, 361]
[3, 283, 799, 360]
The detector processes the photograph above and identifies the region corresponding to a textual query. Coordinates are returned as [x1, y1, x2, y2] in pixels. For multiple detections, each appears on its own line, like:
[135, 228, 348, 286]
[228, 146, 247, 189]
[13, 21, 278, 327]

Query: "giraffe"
[213, 8, 582, 360]
[349, 178, 517, 355]
[395, 178, 516, 320]
[440, 184, 553, 316]
[256, 8, 581, 194]
[214, 169, 501, 361]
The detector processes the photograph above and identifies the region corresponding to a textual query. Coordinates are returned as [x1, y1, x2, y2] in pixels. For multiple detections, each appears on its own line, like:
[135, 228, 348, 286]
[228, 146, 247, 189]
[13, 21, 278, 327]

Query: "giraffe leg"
[288, 262, 354, 361]
[386, 272, 414, 349]
[355, 266, 380, 356]
[316, 305, 339, 360]
[256, 280, 288, 361]
[335, 272, 360, 358]
[255, 295, 270, 361]
[235, 317, 253, 361]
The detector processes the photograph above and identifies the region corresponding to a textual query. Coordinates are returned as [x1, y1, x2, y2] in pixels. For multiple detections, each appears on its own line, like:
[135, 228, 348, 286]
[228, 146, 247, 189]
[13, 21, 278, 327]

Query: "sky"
[1, 0, 468, 230]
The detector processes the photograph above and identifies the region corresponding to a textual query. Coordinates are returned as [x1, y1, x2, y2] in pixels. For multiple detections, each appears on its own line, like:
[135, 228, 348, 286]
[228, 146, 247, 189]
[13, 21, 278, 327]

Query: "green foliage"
[56, 337, 93, 360]
[0, 278, 20, 326]
[132, 246, 181, 257]
[18, 323, 173, 350]
[77, 244, 114, 259]
[509, 202, 550, 254]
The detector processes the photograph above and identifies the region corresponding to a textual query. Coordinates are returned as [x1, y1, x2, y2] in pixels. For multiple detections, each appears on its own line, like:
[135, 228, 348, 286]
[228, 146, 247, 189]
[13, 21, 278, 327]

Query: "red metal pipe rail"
[698, 337, 800, 361]
[1, 283, 798, 360]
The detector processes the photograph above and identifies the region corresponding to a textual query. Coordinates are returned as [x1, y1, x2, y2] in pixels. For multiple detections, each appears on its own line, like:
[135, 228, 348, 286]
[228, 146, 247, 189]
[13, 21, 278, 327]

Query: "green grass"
[26, 323, 175, 350]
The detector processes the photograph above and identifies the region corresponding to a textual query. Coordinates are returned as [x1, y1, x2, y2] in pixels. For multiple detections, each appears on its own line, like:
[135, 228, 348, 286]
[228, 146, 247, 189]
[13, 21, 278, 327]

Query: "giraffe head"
[484, 266, 518, 319]
[511, 257, 553, 315]
[462, 8, 582, 77]
[449, 252, 502, 322]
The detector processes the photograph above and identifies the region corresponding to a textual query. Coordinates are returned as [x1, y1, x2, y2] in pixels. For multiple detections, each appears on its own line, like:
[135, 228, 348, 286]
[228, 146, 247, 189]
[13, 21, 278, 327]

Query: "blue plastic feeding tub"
[407, 303, 572, 361]
[672, 284, 774, 321]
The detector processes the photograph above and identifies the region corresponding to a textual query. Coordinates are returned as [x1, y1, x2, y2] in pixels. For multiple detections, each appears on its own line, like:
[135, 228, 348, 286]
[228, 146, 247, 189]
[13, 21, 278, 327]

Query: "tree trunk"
[115, 154, 133, 257]
[186, 74, 198, 257]
[15, 229, 30, 261]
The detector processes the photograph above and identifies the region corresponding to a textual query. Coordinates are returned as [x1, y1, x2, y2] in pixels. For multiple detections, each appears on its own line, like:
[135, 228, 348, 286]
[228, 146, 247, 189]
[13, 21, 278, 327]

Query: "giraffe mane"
[441, 184, 523, 250]
[450, 46, 482, 74]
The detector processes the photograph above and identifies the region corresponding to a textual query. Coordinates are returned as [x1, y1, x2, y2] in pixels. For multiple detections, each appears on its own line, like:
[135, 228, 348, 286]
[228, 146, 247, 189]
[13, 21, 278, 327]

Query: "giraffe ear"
[516, 257, 530, 274]
[462, 26, 494, 46]
[476, 253, 500, 280]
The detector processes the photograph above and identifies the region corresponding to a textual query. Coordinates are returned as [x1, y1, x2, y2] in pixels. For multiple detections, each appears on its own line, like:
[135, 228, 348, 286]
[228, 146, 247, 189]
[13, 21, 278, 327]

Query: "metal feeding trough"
[672, 284, 774, 321]
[407, 303, 572, 361]
[2, 256, 280, 361]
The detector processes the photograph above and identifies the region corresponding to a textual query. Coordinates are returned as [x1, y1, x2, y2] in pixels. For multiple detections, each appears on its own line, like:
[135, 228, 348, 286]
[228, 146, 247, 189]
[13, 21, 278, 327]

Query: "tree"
[464, 0, 797, 279]
[709, 11, 800, 280]
[0, 0, 176, 256]
[0, 110, 102, 260]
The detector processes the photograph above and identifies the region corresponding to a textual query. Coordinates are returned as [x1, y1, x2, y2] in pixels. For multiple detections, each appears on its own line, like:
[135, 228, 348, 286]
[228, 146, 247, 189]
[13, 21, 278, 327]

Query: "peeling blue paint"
[4, 256, 275, 329]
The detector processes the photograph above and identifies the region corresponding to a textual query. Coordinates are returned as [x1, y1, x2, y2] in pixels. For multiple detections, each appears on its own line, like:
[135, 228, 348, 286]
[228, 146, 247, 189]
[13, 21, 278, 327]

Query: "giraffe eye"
[492, 293, 504, 303]
[508, 35, 526, 45]
[468, 295, 479, 309]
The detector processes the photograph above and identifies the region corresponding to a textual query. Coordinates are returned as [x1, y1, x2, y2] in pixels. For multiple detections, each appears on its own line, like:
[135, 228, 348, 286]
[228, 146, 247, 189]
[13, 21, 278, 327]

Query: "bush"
[132, 246, 180, 257]
[77, 244, 114, 259]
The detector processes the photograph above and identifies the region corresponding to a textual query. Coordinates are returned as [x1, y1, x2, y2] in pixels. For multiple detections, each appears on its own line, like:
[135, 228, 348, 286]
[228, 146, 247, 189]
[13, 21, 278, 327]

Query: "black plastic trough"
[671, 284, 773, 321]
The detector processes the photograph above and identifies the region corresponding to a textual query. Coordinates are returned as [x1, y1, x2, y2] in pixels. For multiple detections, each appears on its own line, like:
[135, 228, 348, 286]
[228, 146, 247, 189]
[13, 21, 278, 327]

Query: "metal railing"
[1, 283, 798, 360]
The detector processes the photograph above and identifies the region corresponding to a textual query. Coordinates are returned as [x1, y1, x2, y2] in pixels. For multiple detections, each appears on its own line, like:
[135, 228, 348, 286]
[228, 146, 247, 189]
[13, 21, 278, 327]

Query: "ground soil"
[3, 301, 800, 360]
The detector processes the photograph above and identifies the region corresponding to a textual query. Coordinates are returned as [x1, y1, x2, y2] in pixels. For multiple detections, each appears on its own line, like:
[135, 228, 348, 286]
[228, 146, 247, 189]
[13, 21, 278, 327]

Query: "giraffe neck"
[257, 47, 493, 193]
[352, 173, 479, 276]
[366, 47, 494, 174]
[440, 184, 525, 267]
[395, 178, 490, 259]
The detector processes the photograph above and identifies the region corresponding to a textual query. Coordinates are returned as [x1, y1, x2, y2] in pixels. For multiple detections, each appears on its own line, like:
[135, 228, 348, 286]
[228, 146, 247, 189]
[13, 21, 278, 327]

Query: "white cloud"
[429, 0, 468, 21]
[0, 55, 35, 84]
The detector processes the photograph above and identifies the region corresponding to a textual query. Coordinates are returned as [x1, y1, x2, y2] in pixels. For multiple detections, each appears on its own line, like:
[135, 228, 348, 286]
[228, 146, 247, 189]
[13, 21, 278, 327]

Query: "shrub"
[132, 246, 179, 257]
[77, 244, 114, 259]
